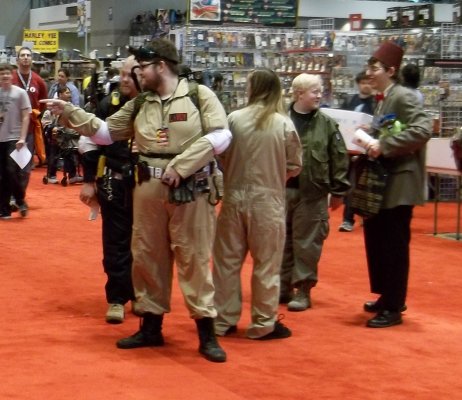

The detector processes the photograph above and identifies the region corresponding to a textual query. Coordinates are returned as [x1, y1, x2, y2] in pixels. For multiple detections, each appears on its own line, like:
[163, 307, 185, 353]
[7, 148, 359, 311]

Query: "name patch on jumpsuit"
[169, 113, 188, 122]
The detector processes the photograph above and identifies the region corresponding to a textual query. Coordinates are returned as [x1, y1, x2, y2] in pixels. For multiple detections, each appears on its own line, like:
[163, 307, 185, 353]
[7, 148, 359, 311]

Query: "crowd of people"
[0, 38, 431, 362]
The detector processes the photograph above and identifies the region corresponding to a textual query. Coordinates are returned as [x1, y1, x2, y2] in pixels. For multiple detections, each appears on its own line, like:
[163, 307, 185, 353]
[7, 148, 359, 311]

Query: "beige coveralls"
[63, 78, 228, 318]
[213, 104, 302, 338]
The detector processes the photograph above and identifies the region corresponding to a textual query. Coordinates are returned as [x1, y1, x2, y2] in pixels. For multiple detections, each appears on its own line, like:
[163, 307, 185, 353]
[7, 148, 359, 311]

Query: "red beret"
[372, 41, 404, 71]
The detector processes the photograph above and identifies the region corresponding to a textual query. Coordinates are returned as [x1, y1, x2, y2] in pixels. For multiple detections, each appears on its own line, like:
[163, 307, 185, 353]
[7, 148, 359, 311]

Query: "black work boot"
[116, 313, 164, 349]
[195, 317, 227, 363]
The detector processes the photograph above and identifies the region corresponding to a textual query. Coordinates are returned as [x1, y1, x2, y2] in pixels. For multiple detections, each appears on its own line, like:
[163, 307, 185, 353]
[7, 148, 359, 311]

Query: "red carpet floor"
[1, 169, 461, 400]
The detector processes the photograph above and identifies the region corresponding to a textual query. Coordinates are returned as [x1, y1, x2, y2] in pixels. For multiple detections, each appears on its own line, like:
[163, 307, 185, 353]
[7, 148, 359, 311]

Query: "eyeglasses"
[138, 61, 158, 71]
[367, 66, 384, 73]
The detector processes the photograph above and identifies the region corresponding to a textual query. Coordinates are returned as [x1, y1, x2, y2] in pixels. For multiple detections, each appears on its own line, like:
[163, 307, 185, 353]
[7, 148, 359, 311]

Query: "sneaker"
[9, 198, 19, 212]
[18, 203, 28, 218]
[69, 176, 84, 184]
[48, 176, 59, 184]
[0, 213, 12, 220]
[106, 303, 125, 324]
[256, 321, 292, 340]
[287, 281, 312, 312]
[339, 221, 354, 232]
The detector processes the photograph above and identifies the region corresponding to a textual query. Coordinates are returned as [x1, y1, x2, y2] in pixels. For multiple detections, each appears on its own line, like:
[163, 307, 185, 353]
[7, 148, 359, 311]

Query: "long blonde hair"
[247, 68, 285, 130]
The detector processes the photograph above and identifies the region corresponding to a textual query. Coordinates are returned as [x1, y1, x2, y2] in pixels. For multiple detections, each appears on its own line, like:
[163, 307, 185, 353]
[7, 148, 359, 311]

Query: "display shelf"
[183, 24, 336, 111]
[441, 23, 462, 59]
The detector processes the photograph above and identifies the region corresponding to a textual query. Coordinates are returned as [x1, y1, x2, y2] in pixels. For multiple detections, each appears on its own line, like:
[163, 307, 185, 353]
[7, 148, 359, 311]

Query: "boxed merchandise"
[400, 6, 418, 28]
[385, 7, 401, 29]
[417, 4, 434, 27]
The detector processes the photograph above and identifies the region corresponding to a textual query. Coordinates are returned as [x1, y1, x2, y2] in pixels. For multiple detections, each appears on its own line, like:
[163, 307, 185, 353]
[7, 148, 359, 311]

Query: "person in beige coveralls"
[42, 39, 231, 363]
[212, 69, 302, 340]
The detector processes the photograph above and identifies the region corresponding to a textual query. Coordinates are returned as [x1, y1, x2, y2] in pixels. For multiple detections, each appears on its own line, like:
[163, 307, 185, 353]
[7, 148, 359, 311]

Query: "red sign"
[349, 14, 362, 31]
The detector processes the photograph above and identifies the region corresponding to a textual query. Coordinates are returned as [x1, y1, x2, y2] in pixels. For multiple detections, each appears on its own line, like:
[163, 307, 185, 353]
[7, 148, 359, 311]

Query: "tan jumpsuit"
[212, 104, 302, 338]
[63, 79, 229, 318]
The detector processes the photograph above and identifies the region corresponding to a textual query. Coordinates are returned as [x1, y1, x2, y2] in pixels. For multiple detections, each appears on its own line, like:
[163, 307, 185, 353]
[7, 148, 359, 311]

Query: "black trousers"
[97, 177, 135, 305]
[0, 141, 27, 213]
[363, 205, 413, 311]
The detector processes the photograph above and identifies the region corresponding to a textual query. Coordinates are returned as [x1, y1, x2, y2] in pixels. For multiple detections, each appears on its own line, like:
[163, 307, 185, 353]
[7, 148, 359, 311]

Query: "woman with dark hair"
[212, 68, 302, 340]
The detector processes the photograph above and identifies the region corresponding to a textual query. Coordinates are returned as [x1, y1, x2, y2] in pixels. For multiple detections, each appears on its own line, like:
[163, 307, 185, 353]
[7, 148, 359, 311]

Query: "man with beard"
[41, 38, 231, 363]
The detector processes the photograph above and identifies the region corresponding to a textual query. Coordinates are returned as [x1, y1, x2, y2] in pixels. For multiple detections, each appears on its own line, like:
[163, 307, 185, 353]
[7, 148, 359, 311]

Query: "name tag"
[169, 113, 187, 122]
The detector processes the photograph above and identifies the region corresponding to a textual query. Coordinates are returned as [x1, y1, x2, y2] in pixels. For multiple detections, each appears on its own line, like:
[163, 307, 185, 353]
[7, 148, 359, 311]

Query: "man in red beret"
[360, 41, 431, 328]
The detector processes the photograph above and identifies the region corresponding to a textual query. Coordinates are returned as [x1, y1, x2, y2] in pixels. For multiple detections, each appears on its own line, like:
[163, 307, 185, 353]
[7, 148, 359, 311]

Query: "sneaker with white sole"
[48, 176, 59, 184]
[338, 221, 354, 232]
[106, 303, 125, 324]
[69, 176, 84, 184]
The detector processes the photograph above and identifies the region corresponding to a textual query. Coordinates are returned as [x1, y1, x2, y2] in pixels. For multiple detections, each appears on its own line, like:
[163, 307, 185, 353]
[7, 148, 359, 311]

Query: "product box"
[400, 6, 418, 28]
[385, 7, 401, 29]
[417, 4, 434, 27]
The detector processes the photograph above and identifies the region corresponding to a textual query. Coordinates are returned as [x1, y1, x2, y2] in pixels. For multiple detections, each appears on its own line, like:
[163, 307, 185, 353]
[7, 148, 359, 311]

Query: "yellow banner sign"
[23, 30, 59, 52]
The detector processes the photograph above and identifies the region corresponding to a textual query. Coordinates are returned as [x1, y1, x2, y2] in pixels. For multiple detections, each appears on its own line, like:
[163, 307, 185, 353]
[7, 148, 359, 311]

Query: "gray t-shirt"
[0, 85, 32, 142]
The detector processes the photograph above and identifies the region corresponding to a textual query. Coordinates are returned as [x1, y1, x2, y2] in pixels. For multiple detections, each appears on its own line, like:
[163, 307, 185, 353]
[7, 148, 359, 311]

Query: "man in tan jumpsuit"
[42, 39, 231, 363]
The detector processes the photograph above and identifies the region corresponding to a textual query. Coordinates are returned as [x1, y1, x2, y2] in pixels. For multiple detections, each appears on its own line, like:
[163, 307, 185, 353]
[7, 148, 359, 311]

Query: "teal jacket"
[288, 106, 350, 201]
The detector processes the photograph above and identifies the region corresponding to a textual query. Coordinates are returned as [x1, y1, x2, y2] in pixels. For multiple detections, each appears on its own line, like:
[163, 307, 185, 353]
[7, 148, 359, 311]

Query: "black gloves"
[168, 177, 195, 205]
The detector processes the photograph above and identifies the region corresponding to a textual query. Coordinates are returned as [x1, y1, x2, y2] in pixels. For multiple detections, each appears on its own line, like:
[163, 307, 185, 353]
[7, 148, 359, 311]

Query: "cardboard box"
[417, 4, 434, 27]
[400, 6, 418, 28]
[385, 7, 401, 29]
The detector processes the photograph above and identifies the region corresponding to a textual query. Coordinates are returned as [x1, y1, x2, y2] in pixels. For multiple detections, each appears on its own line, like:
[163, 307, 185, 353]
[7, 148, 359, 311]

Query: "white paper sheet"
[320, 108, 374, 153]
[10, 146, 32, 169]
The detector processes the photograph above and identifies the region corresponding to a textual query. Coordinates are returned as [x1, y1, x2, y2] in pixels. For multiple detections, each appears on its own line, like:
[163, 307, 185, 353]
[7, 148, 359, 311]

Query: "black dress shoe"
[366, 310, 403, 328]
[364, 300, 407, 313]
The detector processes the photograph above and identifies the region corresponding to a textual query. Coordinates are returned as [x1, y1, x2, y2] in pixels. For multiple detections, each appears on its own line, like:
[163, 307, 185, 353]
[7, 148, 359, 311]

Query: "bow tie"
[375, 93, 385, 102]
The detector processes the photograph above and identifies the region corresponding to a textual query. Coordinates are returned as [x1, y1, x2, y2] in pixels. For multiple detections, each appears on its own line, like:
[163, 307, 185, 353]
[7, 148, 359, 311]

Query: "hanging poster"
[77, 0, 87, 38]
[190, 0, 222, 22]
[221, 0, 297, 26]
[189, 0, 297, 26]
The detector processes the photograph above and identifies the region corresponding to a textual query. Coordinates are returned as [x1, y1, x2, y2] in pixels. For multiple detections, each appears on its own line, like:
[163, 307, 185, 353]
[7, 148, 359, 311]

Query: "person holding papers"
[0, 64, 31, 219]
[339, 71, 375, 233]
[360, 41, 431, 328]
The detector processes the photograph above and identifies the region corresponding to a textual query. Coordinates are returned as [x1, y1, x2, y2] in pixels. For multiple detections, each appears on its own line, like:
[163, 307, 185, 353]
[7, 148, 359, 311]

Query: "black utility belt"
[136, 161, 212, 187]
[96, 170, 124, 181]
[139, 152, 179, 159]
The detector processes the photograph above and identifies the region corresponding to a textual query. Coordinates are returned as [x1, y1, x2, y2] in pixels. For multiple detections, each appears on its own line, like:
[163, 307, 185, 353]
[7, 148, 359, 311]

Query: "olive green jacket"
[288, 107, 350, 201]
